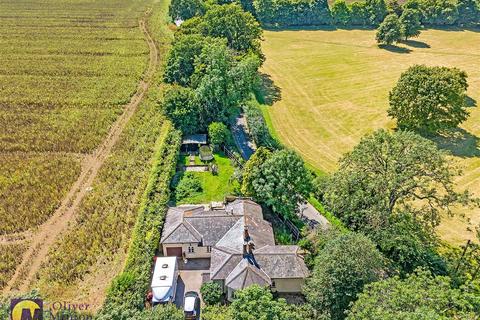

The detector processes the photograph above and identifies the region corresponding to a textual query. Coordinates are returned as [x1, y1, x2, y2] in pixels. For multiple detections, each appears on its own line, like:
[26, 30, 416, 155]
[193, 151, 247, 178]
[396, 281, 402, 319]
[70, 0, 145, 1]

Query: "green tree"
[134, 304, 184, 320]
[347, 269, 480, 319]
[201, 3, 262, 53]
[202, 305, 233, 320]
[241, 147, 272, 196]
[162, 85, 201, 134]
[168, 0, 205, 20]
[208, 122, 231, 150]
[322, 129, 472, 234]
[175, 172, 202, 201]
[303, 233, 385, 320]
[457, 0, 480, 25]
[388, 65, 469, 132]
[399, 8, 421, 40]
[164, 34, 207, 86]
[332, 0, 351, 25]
[192, 39, 260, 126]
[200, 282, 223, 305]
[376, 13, 402, 44]
[231, 285, 313, 320]
[387, 0, 403, 16]
[349, 2, 369, 25]
[366, 0, 388, 24]
[250, 149, 313, 219]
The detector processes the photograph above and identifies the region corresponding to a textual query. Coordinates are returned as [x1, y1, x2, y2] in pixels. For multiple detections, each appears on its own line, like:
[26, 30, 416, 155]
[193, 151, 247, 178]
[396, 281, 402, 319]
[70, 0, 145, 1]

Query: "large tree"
[332, 0, 351, 25]
[200, 3, 262, 53]
[191, 39, 260, 126]
[162, 85, 201, 134]
[457, 0, 480, 25]
[399, 8, 421, 40]
[303, 232, 385, 320]
[388, 65, 469, 132]
[241, 147, 272, 197]
[246, 149, 313, 219]
[164, 34, 206, 86]
[376, 13, 402, 44]
[347, 269, 480, 319]
[321, 129, 472, 233]
[168, 0, 205, 21]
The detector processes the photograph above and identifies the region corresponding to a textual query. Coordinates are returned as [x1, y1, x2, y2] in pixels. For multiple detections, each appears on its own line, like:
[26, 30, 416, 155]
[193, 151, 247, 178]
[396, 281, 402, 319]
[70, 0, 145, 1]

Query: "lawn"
[261, 28, 480, 244]
[176, 153, 238, 204]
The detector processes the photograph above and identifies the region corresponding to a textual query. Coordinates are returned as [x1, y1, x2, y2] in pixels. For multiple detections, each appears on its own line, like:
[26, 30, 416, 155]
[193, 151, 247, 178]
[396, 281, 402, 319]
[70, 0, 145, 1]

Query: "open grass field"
[261, 28, 480, 244]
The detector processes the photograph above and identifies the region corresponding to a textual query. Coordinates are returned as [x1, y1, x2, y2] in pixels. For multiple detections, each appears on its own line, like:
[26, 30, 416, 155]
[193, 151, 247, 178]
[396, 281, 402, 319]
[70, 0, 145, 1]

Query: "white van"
[151, 256, 179, 304]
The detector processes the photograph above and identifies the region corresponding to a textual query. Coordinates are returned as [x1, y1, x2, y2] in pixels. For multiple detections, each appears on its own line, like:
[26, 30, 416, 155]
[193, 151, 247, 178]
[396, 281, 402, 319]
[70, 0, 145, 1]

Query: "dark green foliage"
[457, 0, 480, 25]
[243, 100, 279, 148]
[376, 13, 401, 44]
[349, 2, 369, 25]
[244, 149, 313, 219]
[366, 0, 388, 24]
[231, 285, 314, 320]
[347, 269, 480, 319]
[388, 65, 469, 132]
[200, 282, 223, 305]
[133, 304, 184, 320]
[200, 4, 262, 53]
[387, 0, 403, 16]
[332, 0, 351, 25]
[241, 146, 272, 196]
[175, 172, 203, 201]
[254, 0, 332, 27]
[97, 128, 181, 319]
[303, 232, 385, 320]
[374, 213, 447, 275]
[192, 39, 261, 126]
[399, 8, 421, 40]
[164, 34, 207, 86]
[208, 122, 232, 149]
[168, 0, 206, 20]
[162, 85, 201, 134]
[322, 129, 470, 233]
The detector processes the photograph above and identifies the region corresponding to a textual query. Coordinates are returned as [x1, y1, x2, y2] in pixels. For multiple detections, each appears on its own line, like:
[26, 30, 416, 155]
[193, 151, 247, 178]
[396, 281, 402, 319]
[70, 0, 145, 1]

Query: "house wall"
[272, 278, 305, 293]
[162, 243, 212, 259]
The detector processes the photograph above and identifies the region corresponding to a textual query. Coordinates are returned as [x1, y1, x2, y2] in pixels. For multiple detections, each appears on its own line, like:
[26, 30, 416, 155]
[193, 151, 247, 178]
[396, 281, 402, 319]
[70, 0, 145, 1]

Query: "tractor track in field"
[2, 10, 158, 294]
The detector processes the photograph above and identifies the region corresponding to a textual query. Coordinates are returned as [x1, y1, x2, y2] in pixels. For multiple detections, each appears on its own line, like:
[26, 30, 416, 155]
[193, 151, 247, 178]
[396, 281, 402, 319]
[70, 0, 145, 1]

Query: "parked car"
[183, 291, 200, 319]
[151, 256, 179, 305]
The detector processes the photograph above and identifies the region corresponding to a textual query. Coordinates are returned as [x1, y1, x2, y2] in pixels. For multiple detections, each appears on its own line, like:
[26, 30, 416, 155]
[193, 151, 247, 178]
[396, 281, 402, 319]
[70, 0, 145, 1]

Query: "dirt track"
[2, 11, 159, 294]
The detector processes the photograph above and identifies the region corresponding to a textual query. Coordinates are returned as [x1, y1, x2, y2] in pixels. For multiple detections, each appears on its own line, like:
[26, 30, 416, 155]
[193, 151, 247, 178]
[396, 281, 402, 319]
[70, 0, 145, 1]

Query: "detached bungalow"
[160, 199, 309, 300]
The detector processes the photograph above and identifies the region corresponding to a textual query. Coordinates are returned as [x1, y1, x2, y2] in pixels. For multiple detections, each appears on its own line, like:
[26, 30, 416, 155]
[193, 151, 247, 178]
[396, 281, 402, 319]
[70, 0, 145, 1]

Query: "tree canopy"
[162, 85, 200, 134]
[376, 13, 402, 44]
[208, 122, 231, 149]
[347, 269, 480, 320]
[168, 0, 205, 21]
[388, 65, 469, 132]
[303, 232, 385, 320]
[321, 129, 472, 233]
[243, 149, 313, 219]
[399, 8, 422, 40]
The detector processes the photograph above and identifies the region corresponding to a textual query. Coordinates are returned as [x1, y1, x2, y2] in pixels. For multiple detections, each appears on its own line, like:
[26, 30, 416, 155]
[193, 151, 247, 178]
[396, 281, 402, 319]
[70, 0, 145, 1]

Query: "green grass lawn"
[176, 152, 238, 204]
[261, 28, 480, 244]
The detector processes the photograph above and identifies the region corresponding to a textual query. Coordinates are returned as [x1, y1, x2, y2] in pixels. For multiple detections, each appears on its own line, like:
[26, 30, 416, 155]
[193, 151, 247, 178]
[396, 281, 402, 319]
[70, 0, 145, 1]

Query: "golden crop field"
[261, 28, 480, 244]
[0, 0, 176, 304]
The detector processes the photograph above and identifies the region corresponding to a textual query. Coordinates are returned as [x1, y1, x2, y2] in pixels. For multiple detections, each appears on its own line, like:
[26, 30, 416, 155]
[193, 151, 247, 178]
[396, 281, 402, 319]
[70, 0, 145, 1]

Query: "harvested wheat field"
[261, 28, 480, 244]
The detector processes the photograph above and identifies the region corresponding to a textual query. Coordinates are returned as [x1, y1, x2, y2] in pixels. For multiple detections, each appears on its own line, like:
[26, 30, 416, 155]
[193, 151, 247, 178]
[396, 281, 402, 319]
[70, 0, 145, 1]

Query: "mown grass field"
[261, 28, 480, 244]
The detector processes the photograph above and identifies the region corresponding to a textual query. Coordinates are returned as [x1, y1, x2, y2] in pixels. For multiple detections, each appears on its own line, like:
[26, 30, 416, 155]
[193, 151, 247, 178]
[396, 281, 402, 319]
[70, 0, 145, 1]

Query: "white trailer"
[151, 256, 179, 304]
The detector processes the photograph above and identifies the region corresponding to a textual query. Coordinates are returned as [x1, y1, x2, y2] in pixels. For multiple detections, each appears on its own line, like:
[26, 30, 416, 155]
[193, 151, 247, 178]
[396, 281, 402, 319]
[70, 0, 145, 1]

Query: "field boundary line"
[2, 10, 159, 294]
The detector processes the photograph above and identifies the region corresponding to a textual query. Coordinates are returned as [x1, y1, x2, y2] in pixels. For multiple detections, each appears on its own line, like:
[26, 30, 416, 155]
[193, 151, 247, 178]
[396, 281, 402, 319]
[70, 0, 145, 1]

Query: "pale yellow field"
[261, 29, 480, 244]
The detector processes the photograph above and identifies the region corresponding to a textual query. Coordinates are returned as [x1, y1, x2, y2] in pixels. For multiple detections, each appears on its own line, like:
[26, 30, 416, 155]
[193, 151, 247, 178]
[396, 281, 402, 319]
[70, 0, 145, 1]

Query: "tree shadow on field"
[255, 73, 282, 106]
[466, 96, 477, 108]
[401, 39, 430, 48]
[421, 128, 480, 158]
[378, 44, 412, 54]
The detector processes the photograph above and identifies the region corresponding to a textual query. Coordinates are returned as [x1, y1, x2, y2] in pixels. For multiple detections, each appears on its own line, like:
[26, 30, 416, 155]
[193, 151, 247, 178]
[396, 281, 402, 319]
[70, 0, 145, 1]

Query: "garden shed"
[181, 134, 207, 152]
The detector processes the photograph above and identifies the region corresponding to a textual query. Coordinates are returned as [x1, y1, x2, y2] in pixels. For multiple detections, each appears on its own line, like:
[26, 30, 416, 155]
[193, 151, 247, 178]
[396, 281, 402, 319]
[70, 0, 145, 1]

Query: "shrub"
[200, 282, 223, 305]
[175, 172, 203, 201]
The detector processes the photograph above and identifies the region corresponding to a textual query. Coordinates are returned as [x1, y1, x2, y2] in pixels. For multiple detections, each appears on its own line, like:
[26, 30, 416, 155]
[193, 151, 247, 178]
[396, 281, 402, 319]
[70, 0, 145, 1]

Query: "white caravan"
[151, 256, 179, 304]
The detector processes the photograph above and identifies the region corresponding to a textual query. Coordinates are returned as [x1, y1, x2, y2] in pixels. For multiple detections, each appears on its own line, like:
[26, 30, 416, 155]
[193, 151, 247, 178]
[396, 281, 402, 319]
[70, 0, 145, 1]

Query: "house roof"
[182, 134, 207, 145]
[225, 259, 272, 290]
